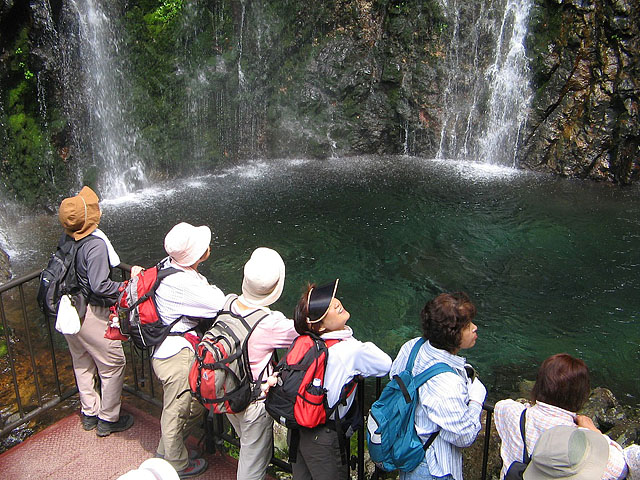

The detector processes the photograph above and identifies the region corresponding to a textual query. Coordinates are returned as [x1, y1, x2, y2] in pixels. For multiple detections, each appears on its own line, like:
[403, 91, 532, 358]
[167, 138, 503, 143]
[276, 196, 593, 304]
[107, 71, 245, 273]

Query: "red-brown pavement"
[0, 403, 277, 480]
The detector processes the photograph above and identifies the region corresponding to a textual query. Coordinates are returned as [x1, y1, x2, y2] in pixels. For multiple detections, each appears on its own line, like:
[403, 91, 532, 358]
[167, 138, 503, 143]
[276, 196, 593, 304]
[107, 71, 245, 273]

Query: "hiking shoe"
[96, 414, 134, 437]
[80, 413, 98, 431]
[177, 458, 208, 478]
[156, 449, 200, 461]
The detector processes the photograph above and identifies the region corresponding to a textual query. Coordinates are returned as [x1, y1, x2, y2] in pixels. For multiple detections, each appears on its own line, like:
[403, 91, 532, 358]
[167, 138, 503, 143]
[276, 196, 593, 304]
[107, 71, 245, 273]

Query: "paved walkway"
[0, 403, 271, 480]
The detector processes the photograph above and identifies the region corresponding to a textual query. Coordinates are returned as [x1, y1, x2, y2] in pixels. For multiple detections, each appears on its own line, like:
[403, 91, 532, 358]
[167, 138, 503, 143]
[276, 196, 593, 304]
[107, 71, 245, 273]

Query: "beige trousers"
[64, 304, 126, 422]
[226, 400, 274, 480]
[152, 348, 205, 471]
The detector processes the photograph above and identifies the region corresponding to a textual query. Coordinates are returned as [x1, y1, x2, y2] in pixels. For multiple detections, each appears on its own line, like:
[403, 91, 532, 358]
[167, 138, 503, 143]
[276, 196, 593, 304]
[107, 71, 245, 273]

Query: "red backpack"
[265, 333, 357, 429]
[189, 296, 268, 414]
[114, 262, 180, 348]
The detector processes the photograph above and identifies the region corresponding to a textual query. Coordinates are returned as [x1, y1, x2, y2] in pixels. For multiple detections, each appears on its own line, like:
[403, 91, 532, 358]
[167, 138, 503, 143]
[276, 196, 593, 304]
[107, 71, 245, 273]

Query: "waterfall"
[479, 0, 532, 166]
[61, 0, 146, 197]
[434, 0, 532, 165]
[237, 0, 247, 90]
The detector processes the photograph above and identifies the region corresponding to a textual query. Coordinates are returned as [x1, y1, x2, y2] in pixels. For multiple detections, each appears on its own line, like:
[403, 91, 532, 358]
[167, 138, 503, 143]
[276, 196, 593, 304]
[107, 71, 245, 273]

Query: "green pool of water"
[12, 156, 640, 404]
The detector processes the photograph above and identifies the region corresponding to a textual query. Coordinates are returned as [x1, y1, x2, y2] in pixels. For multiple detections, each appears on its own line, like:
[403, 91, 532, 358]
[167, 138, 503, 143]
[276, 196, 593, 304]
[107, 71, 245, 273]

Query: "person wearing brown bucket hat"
[224, 247, 298, 480]
[152, 222, 227, 478]
[56, 186, 143, 437]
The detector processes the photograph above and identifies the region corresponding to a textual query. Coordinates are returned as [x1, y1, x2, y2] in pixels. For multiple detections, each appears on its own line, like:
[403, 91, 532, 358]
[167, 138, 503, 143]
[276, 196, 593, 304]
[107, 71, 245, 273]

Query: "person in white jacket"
[289, 279, 392, 480]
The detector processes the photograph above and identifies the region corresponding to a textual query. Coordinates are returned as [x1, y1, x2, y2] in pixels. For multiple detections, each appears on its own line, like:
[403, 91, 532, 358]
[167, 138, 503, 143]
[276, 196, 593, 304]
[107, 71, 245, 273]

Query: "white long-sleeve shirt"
[321, 327, 392, 418]
[390, 338, 482, 480]
[153, 259, 226, 359]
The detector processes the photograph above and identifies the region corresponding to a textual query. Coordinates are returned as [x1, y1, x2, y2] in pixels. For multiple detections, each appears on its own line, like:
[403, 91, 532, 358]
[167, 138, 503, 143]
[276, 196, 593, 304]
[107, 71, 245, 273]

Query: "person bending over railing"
[494, 353, 628, 479]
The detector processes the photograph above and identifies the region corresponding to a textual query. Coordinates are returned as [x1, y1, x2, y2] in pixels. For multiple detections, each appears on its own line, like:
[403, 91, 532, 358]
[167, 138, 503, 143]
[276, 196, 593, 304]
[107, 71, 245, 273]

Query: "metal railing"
[0, 264, 496, 479]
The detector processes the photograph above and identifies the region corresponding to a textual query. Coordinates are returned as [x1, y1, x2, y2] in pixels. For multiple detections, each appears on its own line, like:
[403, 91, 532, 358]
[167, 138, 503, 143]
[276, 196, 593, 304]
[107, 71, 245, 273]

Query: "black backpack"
[37, 234, 90, 317]
[504, 409, 531, 479]
[265, 333, 359, 464]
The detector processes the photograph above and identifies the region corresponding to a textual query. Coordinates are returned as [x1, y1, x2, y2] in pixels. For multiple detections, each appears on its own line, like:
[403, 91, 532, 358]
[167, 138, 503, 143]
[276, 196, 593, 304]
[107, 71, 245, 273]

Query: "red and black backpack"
[115, 261, 180, 348]
[265, 333, 358, 429]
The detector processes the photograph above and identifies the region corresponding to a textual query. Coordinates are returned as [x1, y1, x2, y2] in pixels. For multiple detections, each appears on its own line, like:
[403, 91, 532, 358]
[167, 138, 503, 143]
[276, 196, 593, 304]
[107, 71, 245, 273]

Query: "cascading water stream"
[63, 0, 146, 197]
[479, 0, 533, 166]
[435, 0, 532, 165]
[237, 0, 247, 90]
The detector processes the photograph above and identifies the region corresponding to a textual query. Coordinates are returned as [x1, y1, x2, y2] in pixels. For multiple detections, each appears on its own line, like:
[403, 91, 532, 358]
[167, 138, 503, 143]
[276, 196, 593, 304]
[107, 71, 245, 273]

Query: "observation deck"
[0, 402, 266, 480]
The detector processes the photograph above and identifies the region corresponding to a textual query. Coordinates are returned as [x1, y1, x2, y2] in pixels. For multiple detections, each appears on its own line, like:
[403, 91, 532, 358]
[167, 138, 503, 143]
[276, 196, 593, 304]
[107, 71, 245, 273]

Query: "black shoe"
[96, 414, 134, 437]
[177, 458, 208, 479]
[80, 413, 98, 431]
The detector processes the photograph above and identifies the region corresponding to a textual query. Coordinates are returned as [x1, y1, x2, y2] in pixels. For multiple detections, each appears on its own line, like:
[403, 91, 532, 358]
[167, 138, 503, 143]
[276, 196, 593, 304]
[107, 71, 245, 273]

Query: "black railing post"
[18, 283, 44, 407]
[0, 293, 24, 418]
[357, 378, 365, 480]
[44, 309, 63, 399]
[481, 405, 494, 480]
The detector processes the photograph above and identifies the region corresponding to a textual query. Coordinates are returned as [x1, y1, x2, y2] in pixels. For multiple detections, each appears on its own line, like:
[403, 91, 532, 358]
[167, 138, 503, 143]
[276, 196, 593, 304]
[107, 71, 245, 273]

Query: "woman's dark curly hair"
[531, 353, 590, 412]
[421, 292, 477, 353]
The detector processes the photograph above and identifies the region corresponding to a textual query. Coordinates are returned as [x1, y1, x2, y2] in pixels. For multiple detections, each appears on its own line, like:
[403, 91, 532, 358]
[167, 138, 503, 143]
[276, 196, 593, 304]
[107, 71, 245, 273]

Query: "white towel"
[91, 229, 121, 267]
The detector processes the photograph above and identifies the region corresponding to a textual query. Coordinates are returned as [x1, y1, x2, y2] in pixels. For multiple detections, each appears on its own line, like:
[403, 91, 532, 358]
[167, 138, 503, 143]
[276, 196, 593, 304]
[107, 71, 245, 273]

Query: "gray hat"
[524, 425, 609, 480]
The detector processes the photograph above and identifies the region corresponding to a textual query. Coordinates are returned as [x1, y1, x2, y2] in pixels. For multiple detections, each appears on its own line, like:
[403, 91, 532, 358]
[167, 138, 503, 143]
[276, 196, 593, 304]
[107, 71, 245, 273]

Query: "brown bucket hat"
[58, 186, 102, 240]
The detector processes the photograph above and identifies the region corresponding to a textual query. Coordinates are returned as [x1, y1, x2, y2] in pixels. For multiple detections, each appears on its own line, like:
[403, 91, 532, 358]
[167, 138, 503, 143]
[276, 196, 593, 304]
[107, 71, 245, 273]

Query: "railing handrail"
[0, 264, 497, 479]
[0, 269, 41, 293]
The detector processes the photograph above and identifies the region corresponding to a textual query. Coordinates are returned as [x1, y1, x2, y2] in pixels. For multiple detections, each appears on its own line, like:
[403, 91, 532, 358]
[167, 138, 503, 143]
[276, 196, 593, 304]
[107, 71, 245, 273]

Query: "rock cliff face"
[521, 0, 640, 183]
[0, 0, 638, 205]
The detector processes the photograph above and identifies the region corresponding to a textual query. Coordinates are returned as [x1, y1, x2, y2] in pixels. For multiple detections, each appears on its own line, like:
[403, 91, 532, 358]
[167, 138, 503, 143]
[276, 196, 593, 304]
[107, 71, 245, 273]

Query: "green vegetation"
[0, 28, 68, 206]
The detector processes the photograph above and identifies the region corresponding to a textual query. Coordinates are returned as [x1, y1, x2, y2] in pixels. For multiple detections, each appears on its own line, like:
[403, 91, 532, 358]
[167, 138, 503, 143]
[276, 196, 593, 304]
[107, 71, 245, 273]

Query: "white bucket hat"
[524, 425, 609, 480]
[164, 222, 211, 267]
[117, 458, 179, 480]
[239, 247, 285, 308]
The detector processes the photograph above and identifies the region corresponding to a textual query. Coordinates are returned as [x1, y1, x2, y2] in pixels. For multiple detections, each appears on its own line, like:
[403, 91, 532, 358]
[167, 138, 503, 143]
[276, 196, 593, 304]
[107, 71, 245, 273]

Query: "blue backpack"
[366, 337, 455, 472]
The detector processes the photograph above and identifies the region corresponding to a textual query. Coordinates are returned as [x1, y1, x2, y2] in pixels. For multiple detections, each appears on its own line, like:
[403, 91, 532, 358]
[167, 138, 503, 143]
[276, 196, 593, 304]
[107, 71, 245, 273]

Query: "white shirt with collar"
[153, 259, 226, 359]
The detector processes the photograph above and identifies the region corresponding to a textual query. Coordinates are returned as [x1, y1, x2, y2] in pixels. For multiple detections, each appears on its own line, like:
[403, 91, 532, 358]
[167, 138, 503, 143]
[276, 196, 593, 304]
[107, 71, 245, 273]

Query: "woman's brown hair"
[420, 292, 476, 353]
[531, 353, 591, 412]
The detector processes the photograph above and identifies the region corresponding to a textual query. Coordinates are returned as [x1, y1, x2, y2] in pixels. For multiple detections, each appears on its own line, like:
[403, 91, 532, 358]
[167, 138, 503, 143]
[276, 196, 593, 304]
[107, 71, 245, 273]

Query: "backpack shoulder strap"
[405, 337, 427, 372]
[413, 362, 456, 387]
[519, 408, 530, 463]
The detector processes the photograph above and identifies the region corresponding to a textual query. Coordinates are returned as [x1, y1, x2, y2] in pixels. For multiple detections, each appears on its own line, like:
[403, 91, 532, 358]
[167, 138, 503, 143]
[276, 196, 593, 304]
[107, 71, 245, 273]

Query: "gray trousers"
[65, 304, 125, 422]
[226, 400, 274, 480]
[290, 425, 348, 480]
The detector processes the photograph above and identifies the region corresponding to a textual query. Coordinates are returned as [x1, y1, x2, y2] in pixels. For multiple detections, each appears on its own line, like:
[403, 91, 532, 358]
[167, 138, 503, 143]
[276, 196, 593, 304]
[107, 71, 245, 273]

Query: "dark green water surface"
[11, 156, 640, 403]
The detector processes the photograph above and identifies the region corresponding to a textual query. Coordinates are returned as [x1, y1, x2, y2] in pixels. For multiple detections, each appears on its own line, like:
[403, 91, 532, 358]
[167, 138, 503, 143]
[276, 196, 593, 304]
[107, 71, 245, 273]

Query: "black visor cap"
[308, 279, 339, 323]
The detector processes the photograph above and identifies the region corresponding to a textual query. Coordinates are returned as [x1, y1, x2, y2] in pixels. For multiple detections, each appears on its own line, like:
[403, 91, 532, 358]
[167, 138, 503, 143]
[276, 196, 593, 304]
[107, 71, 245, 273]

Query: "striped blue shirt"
[390, 338, 482, 480]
